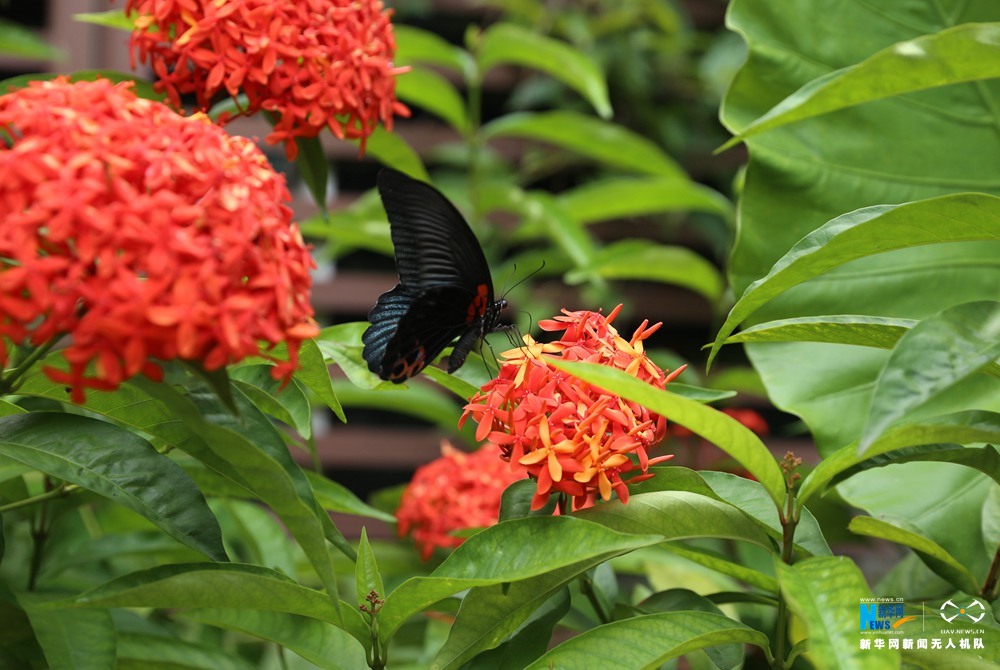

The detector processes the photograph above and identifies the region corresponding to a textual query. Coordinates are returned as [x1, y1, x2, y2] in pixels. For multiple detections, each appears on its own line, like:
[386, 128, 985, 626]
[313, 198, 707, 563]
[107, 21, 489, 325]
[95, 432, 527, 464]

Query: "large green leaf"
[47, 563, 370, 650]
[728, 23, 1000, 145]
[379, 516, 661, 641]
[848, 516, 980, 593]
[394, 25, 472, 77]
[0, 413, 226, 562]
[524, 611, 770, 670]
[553, 361, 787, 508]
[0, 18, 63, 60]
[860, 301, 1000, 451]
[20, 593, 115, 670]
[776, 556, 897, 670]
[362, 127, 429, 182]
[798, 411, 1000, 507]
[477, 23, 611, 118]
[182, 609, 367, 670]
[457, 589, 569, 670]
[710, 194, 1000, 365]
[720, 0, 1000, 464]
[483, 111, 684, 177]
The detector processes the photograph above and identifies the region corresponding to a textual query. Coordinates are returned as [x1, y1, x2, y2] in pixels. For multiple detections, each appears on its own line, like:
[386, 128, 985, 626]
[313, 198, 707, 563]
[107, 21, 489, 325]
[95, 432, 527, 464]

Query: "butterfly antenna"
[499, 261, 547, 300]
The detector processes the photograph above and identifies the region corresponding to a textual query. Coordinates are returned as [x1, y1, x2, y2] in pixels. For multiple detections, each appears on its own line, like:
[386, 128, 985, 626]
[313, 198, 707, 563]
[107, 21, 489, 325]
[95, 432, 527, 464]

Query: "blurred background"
[1, 0, 836, 548]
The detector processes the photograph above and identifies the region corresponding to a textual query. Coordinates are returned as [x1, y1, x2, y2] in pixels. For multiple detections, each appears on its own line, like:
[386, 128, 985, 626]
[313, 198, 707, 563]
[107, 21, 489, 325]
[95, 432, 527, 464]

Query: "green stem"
[0, 338, 58, 395]
[772, 455, 801, 670]
[27, 479, 57, 591]
[579, 574, 611, 624]
[0, 483, 79, 513]
[982, 544, 1000, 600]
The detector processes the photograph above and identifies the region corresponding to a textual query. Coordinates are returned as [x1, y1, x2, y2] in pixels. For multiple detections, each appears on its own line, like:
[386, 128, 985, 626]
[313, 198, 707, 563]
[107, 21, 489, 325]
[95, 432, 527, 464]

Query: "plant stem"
[0, 483, 79, 513]
[27, 479, 57, 591]
[982, 545, 1000, 600]
[579, 574, 611, 624]
[772, 452, 803, 670]
[0, 338, 58, 395]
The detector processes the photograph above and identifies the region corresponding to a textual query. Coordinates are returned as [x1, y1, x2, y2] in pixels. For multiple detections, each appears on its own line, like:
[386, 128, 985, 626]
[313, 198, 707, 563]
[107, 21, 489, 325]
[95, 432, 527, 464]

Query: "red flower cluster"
[126, 0, 410, 158]
[396, 443, 525, 560]
[461, 306, 685, 511]
[0, 77, 318, 402]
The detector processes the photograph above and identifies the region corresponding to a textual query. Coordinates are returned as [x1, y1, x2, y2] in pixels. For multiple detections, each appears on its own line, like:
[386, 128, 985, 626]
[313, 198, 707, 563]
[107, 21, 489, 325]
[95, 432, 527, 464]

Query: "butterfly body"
[362, 169, 508, 382]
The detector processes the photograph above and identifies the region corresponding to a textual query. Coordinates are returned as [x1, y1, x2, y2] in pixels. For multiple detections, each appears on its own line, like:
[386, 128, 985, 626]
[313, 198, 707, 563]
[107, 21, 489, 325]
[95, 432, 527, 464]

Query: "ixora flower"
[126, 0, 411, 158]
[461, 306, 685, 512]
[0, 77, 318, 402]
[396, 442, 525, 560]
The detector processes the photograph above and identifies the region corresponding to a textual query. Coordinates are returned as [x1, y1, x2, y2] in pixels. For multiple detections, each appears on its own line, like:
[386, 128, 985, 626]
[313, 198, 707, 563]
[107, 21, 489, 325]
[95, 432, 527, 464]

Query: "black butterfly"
[362, 168, 508, 382]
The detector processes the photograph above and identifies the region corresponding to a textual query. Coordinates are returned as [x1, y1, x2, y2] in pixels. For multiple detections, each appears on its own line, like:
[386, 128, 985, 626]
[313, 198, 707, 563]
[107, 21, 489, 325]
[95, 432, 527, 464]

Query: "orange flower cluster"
[396, 443, 525, 560]
[0, 78, 318, 402]
[461, 306, 685, 511]
[126, 0, 410, 158]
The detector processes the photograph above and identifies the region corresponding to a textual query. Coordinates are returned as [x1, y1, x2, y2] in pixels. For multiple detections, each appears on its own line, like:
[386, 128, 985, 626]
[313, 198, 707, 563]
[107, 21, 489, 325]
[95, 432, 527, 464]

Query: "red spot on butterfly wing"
[388, 343, 428, 381]
[466, 284, 489, 322]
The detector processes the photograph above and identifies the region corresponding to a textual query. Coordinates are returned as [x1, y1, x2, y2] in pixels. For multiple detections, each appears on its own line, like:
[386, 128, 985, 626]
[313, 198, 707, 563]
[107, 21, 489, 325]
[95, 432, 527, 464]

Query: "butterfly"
[362, 168, 508, 382]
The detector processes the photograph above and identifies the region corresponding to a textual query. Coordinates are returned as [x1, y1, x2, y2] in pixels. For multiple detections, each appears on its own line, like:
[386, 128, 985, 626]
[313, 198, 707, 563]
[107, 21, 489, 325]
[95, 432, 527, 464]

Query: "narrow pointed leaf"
[293, 135, 329, 212]
[394, 25, 472, 76]
[395, 67, 469, 134]
[725, 315, 916, 349]
[0, 18, 64, 60]
[660, 544, 778, 592]
[483, 111, 682, 177]
[848, 516, 980, 593]
[295, 338, 344, 422]
[525, 611, 770, 670]
[380, 516, 661, 640]
[727, 23, 1000, 146]
[553, 361, 787, 507]
[860, 301, 1000, 451]
[74, 10, 134, 31]
[798, 411, 1000, 507]
[362, 126, 429, 182]
[560, 176, 732, 224]
[477, 23, 611, 118]
[355, 528, 384, 610]
[564, 240, 724, 301]
[0, 413, 227, 561]
[306, 471, 395, 522]
[230, 366, 312, 438]
[709, 194, 1000, 366]
[776, 556, 897, 670]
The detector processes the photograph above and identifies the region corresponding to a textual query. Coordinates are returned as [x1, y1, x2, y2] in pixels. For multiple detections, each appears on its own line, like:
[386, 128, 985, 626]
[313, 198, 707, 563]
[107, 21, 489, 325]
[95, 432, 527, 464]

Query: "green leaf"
[362, 127, 429, 182]
[182, 609, 367, 670]
[775, 556, 896, 670]
[422, 366, 480, 400]
[483, 111, 683, 177]
[477, 23, 611, 118]
[564, 240, 724, 302]
[230, 366, 312, 438]
[659, 383, 736, 403]
[860, 301, 1000, 451]
[0, 398, 26, 416]
[636, 589, 745, 669]
[394, 25, 472, 76]
[520, 192, 599, 280]
[709, 194, 1000, 366]
[553, 361, 787, 508]
[0, 413, 227, 562]
[0, 18, 63, 60]
[395, 66, 469, 134]
[379, 516, 661, 641]
[331, 380, 471, 439]
[305, 471, 395, 522]
[727, 23, 1000, 146]
[355, 528, 384, 610]
[74, 9, 135, 31]
[459, 589, 570, 670]
[293, 135, 329, 213]
[295, 338, 344, 422]
[575, 491, 774, 550]
[832, 443, 1000, 489]
[525, 611, 770, 670]
[116, 632, 257, 670]
[660, 544, 778, 593]
[560, 176, 732, 224]
[19, 593, 115, 670]
[316, 322, 389, 390]
[798, 411, 1000, 507]
[48, 563, 370, 650]
[725, 315, 916, 349]
[848, 516, 980, 593]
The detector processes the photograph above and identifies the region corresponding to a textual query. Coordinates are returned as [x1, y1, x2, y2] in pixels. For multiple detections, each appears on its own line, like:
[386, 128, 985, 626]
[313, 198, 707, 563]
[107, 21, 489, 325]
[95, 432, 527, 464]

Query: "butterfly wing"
[377, 168, 493, 294]
[363, 285, 478, 381]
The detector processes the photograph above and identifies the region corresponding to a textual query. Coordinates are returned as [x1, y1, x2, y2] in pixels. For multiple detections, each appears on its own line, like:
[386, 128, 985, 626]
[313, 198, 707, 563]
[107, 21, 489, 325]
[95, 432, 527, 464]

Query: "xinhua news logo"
[860, 601, 916, 632]
[939, 598, 987, 624]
